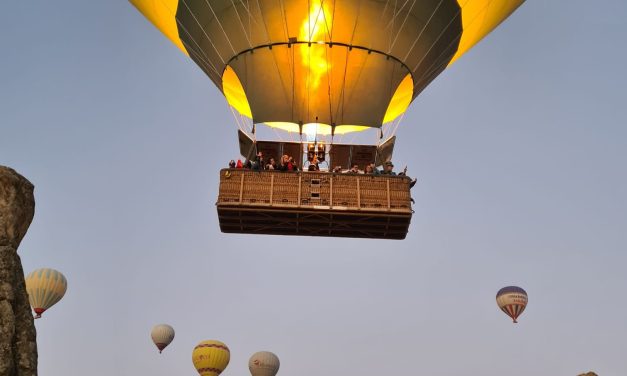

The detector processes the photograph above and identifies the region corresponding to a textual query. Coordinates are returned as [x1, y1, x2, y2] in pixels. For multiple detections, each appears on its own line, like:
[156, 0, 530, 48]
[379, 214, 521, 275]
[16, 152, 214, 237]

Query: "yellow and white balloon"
[151, 324, 175, 353]
[25, 268, 67, 319]
[249, 351, 280, 376]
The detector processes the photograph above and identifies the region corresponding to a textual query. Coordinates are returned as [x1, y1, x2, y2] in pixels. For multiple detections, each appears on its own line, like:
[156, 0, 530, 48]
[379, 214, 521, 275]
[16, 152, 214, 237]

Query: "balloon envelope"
[496, 286, 528, 323]
[130, 0, 525, 132]
[151, 324, 175, 353]
[25, 268, 67, 318]
[249, 351, 280, 376]
[192, 340, 230, 376]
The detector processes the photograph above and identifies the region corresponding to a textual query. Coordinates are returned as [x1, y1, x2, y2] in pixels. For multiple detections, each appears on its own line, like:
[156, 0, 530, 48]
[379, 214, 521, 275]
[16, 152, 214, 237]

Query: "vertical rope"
[388, 0, 417, 53]
[203, 0, 238, 55]
[179, 0, 227, 64]
[230, 0, 254, 48]
[402, 0, 446, 61]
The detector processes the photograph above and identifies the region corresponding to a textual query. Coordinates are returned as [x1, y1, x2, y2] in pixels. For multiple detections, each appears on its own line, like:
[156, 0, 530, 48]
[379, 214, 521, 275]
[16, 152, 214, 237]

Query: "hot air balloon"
[496, 286, 528, 323]
[24, 268, 67, 319]
[249, 351, 280, 376]
[192, 340, 230, 376]
[151, 324, 175, 353]
[129, 0, 525, 239]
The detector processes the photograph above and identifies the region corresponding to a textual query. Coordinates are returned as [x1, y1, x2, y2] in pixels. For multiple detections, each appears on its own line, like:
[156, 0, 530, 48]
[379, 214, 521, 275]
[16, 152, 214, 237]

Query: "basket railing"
[217, 169, 412, 213]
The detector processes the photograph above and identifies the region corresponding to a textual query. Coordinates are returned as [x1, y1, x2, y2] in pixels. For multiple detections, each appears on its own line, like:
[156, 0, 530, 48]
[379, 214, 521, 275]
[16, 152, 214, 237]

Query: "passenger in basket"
[251, 151, 264, 170]
[332, 166, 343, 174]
[228, 160, 236, 168]
[380, 161, 397, 175]
[364, 164, 375, 174]
[287, 156, 299, 171]
[236, 159, 243, 169]
[278, 155, 289, 171]
[243, 159, 252, 169]
[346, 164, 360, 174]
[308, 156, 320, 171]
[265, 157, 277, 170]
[382, 161, 417, 188]
[370, 163, 381, 175]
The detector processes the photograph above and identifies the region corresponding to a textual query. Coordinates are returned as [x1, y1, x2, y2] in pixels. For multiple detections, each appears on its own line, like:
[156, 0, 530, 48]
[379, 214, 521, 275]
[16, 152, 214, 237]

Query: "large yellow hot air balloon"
[192, 340, 230, 376]
[25, 268, 67, 319]
[128, 0, 525, 240]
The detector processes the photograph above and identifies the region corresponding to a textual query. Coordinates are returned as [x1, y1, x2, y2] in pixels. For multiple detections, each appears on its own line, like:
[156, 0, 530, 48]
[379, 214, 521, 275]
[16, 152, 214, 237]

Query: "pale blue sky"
[2, 1, 626, 375]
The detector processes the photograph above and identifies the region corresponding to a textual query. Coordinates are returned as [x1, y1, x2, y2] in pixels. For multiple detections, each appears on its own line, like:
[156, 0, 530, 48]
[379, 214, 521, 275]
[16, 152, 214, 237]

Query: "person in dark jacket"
[278, 155, 289, 171]
[265, 157, 277, 170]
[380, 161, 397, 175]
[251, 151, 265, 170]
[382, 161, 417, 188]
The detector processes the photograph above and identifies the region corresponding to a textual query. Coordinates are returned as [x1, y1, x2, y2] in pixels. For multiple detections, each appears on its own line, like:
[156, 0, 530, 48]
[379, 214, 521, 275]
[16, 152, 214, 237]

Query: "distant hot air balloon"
[496, 286, 528, 323]
[151, 324, 175, 353]
[192, 340, 230, 376]
[249, 351, 280, 376]
[25, 268, 67, 319]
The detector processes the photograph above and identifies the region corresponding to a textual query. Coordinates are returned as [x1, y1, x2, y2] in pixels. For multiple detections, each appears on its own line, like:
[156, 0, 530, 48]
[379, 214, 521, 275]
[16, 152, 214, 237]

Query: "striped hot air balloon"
[151, 324, 175, 353]
[24, 268, 67, 319]
[192, 340, 230, 376]
[496, 286, 528, 323]
[249, 351, 280, 376]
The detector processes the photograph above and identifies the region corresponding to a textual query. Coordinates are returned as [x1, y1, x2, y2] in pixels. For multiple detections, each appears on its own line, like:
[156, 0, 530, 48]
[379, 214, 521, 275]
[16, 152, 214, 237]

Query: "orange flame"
[299, 0, 332, 90]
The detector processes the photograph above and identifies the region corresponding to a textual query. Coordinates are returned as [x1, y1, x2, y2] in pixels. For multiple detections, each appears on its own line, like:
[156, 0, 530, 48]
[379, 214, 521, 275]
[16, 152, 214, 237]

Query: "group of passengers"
[228, 154, 416, 187]
[333, 161, 402, 175]
[342, 161, 417, 187]
[228, 152, 301, 172]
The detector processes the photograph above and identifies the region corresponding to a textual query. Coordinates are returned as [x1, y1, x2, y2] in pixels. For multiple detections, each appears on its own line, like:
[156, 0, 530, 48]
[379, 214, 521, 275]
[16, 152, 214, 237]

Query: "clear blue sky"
[2, 1, 626, 375]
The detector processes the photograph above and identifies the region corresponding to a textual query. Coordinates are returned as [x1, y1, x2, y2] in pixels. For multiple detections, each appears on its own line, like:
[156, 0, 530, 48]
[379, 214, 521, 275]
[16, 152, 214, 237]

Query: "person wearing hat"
[381, 161, 417, 188]
[381, 161, 397, 175]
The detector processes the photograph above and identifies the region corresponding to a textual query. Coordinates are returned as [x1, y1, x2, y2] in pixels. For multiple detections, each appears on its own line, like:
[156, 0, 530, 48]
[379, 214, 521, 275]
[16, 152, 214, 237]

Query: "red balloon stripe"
[194, 344, 230, 352]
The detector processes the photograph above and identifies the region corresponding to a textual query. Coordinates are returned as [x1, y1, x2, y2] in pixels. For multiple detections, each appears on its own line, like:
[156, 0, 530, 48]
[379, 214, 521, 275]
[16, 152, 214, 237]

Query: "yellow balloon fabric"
[130, 0, 526, 132]
[25, 268, 67, 318]
[192, 340, 230, 376]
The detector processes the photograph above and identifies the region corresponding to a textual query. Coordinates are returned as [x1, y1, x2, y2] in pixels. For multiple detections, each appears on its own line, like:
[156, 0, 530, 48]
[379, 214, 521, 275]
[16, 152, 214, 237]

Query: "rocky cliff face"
[0, 166, 37, 376]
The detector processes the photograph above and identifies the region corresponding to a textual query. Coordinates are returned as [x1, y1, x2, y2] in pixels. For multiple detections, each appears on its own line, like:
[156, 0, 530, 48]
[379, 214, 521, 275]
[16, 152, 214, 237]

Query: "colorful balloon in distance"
[496, 286, 528, 323]
[192, 340, 230, 376]
[249, 351, 280, 376]
[25, 268, 67, 319]
[151, 324, 175, 353]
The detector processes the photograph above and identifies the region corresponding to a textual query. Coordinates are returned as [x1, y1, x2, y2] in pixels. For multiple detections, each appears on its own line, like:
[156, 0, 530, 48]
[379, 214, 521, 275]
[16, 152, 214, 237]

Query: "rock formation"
[578, 372, 598, 376]
[0, 166, 37, 376]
